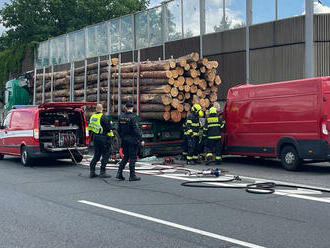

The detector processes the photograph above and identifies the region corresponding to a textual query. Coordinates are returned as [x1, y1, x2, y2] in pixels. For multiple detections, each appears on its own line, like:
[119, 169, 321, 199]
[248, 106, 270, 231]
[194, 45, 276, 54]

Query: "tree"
[214, 16, 245, 32]
[0, 0, 150, 48]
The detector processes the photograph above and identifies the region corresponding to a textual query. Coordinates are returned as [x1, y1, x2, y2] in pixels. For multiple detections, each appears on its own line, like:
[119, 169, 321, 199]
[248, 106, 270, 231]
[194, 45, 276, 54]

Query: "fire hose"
[181, 179, 330, 194]
[77, 155, 330, 195]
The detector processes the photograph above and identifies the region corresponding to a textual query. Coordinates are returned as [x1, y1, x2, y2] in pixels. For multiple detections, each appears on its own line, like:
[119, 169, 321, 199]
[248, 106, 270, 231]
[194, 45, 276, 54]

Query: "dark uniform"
[204, 107, 225, 164]
[88, 112, 114, 178]
[181, 122, 188, 159]
[186, 104, 202, 165]
[116, 104, 142, 181]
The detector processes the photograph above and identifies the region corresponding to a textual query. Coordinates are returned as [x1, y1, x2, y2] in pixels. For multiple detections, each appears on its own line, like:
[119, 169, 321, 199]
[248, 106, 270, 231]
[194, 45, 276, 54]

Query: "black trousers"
[118, 140, 138, 171]
[187, 136, 199, 161]
[90, 135, 111, 172]
[181, 136, 188, 156]
[206, 139, 223, 160]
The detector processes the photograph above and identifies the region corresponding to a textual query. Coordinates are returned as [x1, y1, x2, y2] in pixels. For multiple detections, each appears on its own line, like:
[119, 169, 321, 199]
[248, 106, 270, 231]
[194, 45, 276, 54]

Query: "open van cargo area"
[39, 110, 86, 151]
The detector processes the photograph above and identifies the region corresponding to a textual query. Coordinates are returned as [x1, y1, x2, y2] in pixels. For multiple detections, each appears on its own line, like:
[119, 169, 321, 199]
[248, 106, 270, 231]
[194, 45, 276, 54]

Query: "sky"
[1, 0, 330, 36]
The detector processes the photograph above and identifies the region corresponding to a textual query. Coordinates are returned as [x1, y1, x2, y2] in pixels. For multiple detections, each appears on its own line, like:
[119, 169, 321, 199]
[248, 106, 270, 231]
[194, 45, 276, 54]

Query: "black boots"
[116, 163, 126, 181]
[89, 171, 98, 178]
[99, 167, 111, 178]
[129, 165, 141, 181]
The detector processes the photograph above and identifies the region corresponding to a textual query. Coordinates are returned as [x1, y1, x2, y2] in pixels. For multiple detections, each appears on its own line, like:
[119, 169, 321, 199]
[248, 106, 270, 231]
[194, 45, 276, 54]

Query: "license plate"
[142, 133, 154, 138]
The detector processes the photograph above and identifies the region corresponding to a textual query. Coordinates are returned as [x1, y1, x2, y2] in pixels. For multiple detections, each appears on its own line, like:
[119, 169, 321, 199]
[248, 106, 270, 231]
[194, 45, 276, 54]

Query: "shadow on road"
[1, 156, 75, 169]
[222, 156, 330, 174]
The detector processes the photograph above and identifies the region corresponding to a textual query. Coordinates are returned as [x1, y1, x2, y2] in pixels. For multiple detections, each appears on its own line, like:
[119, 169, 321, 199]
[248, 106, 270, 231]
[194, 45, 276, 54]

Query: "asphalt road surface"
[1, 155, 330, 248]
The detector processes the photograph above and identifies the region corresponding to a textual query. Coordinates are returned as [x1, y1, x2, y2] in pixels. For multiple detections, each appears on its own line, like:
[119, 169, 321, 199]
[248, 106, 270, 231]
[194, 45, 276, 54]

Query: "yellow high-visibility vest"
[88, 113, 114, 137]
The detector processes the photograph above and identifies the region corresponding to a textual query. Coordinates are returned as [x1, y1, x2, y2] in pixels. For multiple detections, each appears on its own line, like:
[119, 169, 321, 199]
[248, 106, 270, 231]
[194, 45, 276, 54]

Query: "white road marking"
[78, 200, 266, 248]
[276, 188, 322, 195]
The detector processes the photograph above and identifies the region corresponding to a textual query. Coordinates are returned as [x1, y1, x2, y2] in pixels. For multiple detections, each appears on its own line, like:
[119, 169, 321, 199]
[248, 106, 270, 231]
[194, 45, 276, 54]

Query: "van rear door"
[321, 78, 330, 142]
[39, 102, 96, 110]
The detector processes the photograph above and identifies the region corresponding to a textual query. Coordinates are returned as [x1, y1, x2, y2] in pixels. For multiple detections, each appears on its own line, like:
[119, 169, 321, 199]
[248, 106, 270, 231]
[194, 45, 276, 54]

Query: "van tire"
[0, 154, 4, 160]
[280, 146, 301, 171]
[21, 146, 33, 167]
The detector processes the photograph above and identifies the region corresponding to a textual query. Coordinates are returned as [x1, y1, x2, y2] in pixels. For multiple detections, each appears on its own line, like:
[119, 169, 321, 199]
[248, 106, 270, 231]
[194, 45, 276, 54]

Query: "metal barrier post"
[137, 50, 141, 116]
[181, 0, 184, 38]
[162, 3, 168, 59]
[199, 0, 205, 58]
[275, 0, 278, 20]
[84, 59, 87, 102]
[246, 0, 252, 83]
[107, 54, 112, 114]
[50, 65, 54, 102]
[305, 0, 314, 78]
[118, 53, 122, 116]
[97, 56, 101, 103]
[42, 66, 46, 103]
[72, 62, 75, 101]
[33, 67, 37, 105]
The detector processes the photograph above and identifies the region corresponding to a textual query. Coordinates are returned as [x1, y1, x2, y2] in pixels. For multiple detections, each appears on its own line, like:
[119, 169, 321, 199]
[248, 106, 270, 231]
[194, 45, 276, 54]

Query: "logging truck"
[32, 52, 221, 157]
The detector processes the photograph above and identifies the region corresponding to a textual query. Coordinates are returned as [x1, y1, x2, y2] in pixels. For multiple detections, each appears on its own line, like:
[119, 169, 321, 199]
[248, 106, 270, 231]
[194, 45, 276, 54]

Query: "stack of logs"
[35, 52, 221, 122]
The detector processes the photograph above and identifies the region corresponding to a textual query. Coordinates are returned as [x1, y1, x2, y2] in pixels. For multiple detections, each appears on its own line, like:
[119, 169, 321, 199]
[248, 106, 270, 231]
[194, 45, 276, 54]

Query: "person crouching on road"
[88, 104, 114, 178]
[116, 102, 144, 181]
[204, 107, 225, 165]
[186, 104, 203, 165]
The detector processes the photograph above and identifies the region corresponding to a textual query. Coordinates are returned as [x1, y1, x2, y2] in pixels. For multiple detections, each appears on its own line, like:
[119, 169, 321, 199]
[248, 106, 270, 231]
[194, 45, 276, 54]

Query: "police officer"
[204, 107, 225, 165]
[88, 104, 114, 178]
[186, 104, 203, 165]
[116, 102, 144, 181]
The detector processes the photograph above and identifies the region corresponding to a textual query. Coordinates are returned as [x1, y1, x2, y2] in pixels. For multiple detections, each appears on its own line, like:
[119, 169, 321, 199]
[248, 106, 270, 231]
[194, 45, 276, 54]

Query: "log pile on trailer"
[35, 53, 221, 122]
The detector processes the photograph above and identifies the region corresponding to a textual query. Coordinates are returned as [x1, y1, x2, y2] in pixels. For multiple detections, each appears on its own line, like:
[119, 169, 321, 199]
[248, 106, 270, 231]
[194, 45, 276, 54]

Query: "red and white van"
[0, 102, 95, 166]
[223, 77, 330, 170]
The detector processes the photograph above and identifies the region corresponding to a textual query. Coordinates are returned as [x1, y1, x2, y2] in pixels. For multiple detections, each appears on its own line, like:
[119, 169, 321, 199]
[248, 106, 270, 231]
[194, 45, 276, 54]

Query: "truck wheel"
[112, 130, 121, 154]
[0, 154, 4, 160]
[71, 153, 83, 164]
[21, 146, 34, 167]
[280, 146, 301, 171]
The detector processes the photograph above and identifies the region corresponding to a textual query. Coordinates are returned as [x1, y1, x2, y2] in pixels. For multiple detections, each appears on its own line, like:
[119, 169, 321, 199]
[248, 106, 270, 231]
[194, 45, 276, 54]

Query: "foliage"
[214, 16, 245, 32]
[0, 0, 149, 48]
[0, 44, 27, 103]
[0, 0, 149, 102]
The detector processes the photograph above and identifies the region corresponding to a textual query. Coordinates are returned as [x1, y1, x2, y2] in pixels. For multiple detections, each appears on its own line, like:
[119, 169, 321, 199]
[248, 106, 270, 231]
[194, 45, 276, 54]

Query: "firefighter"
[186, 104, 203, 165]
[116, 102, 144, 181]
[88, 104, 114, 178]
[205, 106, 225, 165]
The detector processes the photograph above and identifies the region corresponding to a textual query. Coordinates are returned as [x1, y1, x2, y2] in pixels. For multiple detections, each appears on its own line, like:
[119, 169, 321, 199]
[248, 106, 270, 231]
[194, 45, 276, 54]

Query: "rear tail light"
[141, 124, 152, 130]
[85, 126, 90, 145]
[33, 129, 39, 140]
[321, 116, 328, 140]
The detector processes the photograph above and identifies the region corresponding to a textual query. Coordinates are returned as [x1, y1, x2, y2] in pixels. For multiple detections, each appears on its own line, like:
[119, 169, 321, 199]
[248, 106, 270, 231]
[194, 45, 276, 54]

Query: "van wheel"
[21, 146, 33, 167]
[281, 146, 301, 171]
[0, 154, 4, 160]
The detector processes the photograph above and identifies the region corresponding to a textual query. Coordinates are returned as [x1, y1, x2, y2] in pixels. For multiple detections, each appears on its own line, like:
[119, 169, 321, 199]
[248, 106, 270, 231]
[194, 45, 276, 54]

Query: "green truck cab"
[4, 77, 32, 113]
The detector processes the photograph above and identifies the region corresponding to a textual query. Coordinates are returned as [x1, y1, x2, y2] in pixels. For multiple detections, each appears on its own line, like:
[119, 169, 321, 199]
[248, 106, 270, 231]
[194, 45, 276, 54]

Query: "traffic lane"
[0, 185, 218, 248]
[73, 174, 330, 248]
[0, 160, 237, 248]
[189, 156, 330, 188]
[2, 158, 330, 248]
